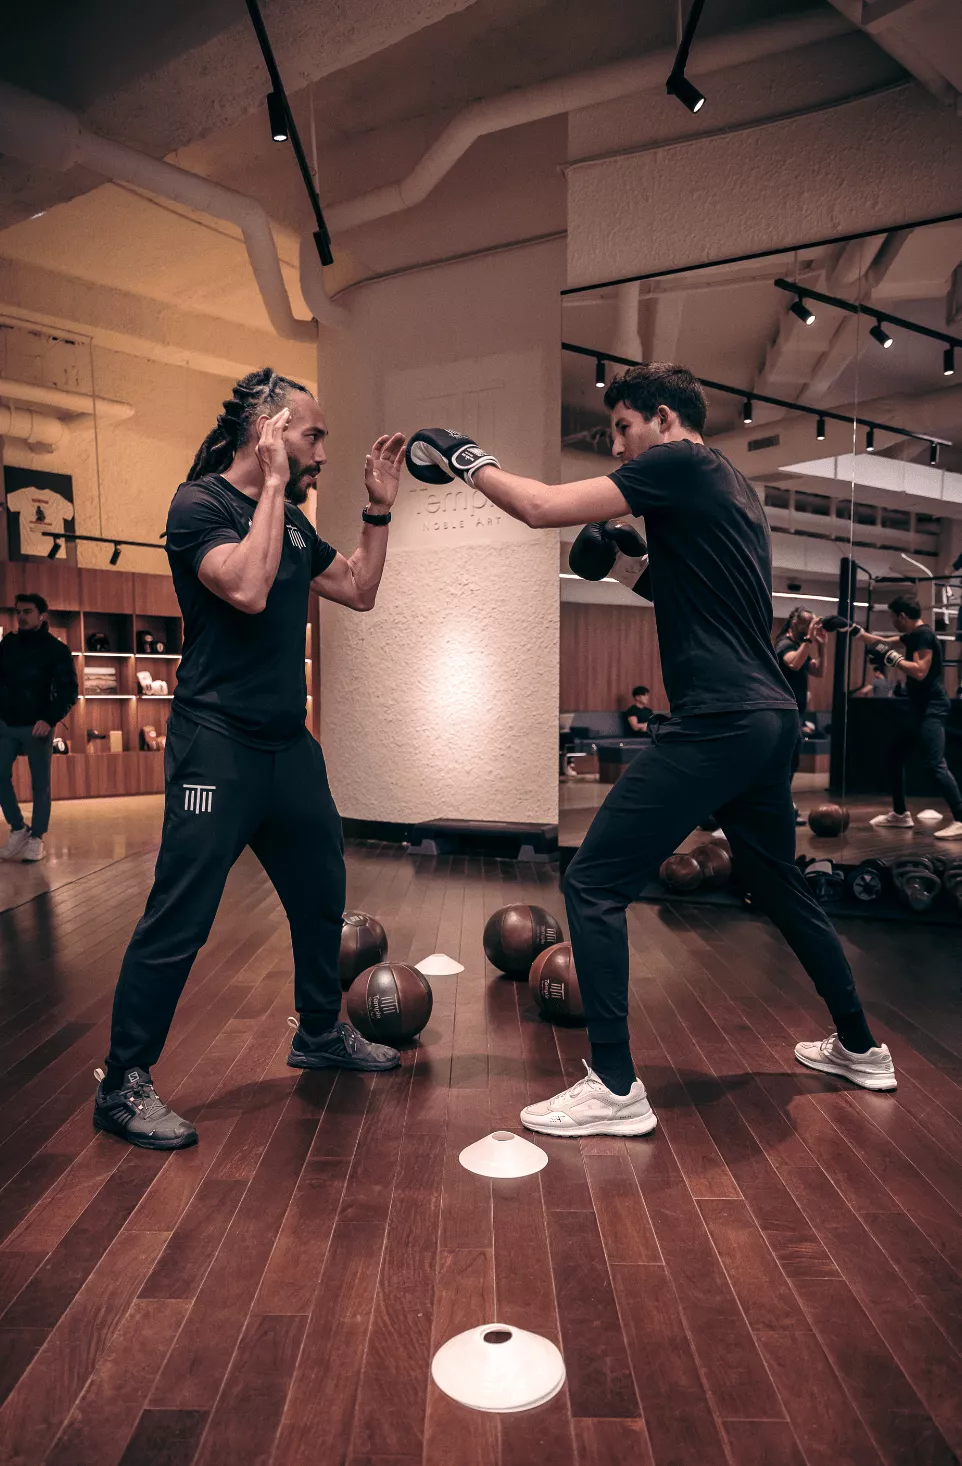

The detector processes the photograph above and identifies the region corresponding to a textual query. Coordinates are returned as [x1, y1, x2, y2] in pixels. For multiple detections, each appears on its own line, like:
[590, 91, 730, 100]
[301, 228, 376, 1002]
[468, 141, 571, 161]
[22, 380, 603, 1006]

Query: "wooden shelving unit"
[1, 560, 319, 801]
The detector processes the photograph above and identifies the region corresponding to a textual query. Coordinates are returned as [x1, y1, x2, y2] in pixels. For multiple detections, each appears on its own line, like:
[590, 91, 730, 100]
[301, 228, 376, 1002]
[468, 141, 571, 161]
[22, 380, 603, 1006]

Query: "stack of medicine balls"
[483, 904, 585, 1024]
[338, 910, 434, 1044]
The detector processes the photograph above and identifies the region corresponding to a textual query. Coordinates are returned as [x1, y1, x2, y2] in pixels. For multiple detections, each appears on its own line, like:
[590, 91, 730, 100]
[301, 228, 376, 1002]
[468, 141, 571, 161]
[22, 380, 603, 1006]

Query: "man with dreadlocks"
[94, 368, 406, 1149]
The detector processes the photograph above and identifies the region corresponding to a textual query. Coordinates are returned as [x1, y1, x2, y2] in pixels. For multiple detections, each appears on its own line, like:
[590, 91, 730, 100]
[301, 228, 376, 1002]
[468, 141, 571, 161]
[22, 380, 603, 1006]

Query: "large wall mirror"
[558, 215, 962, 848]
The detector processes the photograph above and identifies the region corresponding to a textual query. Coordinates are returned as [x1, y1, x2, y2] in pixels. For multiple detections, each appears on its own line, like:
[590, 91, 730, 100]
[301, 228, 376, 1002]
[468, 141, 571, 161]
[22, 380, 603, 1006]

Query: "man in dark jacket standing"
[0, 592, 78, 861]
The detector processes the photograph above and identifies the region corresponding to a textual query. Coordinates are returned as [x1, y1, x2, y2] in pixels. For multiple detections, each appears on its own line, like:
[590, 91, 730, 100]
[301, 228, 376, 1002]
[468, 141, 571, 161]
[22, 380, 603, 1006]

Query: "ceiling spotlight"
[47, 538, 61, 559]
[742, 398, 753, 425]
[930, 442, 939, 466]
[790, 296, 816, 326]
[595, 357, 606, 388]
[869, 319, 893, 349]
[866, 426, 875, 452]
[666, 71, 705, 114]
[944, 346, 956, 377]
[816, 416, 826, 441]
[109, 543, 122, 566]
[266, 91, 288, 143]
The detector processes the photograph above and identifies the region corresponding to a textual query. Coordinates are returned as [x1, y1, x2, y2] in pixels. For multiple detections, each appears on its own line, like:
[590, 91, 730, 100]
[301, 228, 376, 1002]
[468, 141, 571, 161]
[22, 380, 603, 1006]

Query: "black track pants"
[107, 716, 345, 1072]
[889, 711, 962, 820]
[563, 708, 863, 1046]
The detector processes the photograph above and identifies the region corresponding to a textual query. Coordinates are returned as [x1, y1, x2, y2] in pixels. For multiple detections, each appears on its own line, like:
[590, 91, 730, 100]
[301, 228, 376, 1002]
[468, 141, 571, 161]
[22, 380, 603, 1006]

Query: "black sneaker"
[286, 1018, 401, 1072]
[92, 1066, 198, 1149]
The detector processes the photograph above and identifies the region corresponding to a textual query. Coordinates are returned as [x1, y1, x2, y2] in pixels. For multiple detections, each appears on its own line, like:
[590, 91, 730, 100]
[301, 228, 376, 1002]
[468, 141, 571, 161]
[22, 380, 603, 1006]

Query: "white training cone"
[431, 1324, 565, 1412]
[415, 953, 465, 976]
[459, 1130, 548, 1178]
[917, 809, 943, 825]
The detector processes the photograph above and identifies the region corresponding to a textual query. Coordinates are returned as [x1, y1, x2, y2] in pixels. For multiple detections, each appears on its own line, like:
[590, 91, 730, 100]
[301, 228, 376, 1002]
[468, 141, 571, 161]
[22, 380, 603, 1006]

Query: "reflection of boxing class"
[3, 1, 962, 1455]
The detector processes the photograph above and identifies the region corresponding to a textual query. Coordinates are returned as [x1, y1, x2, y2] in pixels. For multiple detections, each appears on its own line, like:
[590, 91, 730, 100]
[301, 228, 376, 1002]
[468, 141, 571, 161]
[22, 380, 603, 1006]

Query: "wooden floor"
[1, 829, 962, 1465]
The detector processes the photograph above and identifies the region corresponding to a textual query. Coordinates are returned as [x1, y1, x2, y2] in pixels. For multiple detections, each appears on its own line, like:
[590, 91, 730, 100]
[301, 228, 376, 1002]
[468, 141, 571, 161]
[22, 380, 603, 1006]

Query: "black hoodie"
[0, 625, 79, 727]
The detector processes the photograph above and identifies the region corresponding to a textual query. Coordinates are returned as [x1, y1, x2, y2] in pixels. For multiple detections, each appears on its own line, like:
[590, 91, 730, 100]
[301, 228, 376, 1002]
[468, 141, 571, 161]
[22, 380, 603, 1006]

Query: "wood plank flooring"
[0, 832, 961, 1465]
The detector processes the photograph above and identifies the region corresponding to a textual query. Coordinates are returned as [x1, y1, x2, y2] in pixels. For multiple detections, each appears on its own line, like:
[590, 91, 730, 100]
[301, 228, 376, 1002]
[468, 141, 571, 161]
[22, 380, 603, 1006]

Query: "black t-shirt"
[625, 704, 652, 732]
[774, 635, 809, 715]
[903, 625, 948, 715]
[610, 442, 796, 717]
[165, 475, 336, 748]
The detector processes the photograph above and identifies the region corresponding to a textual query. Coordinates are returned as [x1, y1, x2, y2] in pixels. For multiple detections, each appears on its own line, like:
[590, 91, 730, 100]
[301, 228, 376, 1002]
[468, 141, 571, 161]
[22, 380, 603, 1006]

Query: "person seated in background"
[625, 685, 652, 734]
[854, 667, 897, 698]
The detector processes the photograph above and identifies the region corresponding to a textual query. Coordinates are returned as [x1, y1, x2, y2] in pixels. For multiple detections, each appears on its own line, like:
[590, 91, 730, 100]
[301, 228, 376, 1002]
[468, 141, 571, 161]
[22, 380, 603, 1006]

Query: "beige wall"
[315, 238, 564, 826]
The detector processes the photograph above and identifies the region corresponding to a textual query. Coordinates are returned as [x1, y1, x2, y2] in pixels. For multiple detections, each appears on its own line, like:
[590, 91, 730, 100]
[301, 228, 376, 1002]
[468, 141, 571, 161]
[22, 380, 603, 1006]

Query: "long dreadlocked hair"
[187, 367, 311, 481]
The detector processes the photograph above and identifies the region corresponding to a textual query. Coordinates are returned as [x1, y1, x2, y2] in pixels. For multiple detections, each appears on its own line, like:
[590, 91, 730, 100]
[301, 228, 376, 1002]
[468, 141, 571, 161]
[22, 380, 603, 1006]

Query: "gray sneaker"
[0, 827, 31, 860]
[520, 1062, 657, 1138]
[286, 1018, 400, 1072]
[794, 1033, 897, 1091]
[92, 1066, 198, 1148]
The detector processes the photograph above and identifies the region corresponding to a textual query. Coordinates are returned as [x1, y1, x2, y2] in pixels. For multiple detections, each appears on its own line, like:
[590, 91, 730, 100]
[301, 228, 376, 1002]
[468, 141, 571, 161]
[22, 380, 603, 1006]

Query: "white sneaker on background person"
[795, 1033, 897, 1091]
[0, 827, 32, 860]
[20, 834, 46, 862]
[934, 820, 962, 840]
[520, 1062, 657, 1138]
[870, 811, 913, 828]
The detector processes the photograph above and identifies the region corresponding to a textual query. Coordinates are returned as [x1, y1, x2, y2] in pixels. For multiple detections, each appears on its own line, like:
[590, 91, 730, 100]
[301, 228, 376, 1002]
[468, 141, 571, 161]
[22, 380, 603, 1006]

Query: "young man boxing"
[861, 594, 962, 839]
[95, 368, 406, 1149]
[407, 363, 896, 1137]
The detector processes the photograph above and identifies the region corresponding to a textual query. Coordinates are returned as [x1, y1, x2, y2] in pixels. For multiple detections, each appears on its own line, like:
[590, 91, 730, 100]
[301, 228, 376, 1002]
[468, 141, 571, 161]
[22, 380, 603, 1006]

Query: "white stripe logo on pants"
[183, 784, 216, 813]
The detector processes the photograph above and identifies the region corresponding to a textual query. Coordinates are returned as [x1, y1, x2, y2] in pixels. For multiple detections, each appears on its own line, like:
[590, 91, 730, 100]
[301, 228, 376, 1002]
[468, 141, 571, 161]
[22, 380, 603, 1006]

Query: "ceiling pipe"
[301, 8, 852, 322]
[0, 403, 68, 451]
[0, 82, 341, 337]
[323, 10, 851, 236]
[0, 377, 133, 422]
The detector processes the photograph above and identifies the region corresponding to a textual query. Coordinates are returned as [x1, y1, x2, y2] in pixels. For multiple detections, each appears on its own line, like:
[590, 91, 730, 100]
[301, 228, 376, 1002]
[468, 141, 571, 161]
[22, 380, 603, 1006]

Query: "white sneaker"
[934, 821, 962, 840]
[520, 1061, 657, 1138]
[20, 835, 45, 862]
[870, 811, 913, 828]
[0, 827, 31, 860]
[795, 1033, 896, 1091]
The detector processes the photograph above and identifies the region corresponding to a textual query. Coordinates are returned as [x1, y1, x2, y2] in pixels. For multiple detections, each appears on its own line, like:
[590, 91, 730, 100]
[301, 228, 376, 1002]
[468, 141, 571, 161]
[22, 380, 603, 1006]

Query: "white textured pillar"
[315, 239, 563, 827]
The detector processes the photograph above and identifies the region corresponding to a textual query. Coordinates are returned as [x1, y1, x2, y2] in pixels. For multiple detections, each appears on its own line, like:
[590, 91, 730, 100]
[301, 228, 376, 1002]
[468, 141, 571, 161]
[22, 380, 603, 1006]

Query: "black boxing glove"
[406, 428, 500, 487]
[869, 642, 903, 668]
[604, 520, 651, 600]
[568, 523, 617, 581]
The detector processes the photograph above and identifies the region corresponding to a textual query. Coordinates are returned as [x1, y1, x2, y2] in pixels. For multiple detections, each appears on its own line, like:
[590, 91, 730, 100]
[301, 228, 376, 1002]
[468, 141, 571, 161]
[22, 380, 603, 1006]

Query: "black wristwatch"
[362, 506, 392, 525]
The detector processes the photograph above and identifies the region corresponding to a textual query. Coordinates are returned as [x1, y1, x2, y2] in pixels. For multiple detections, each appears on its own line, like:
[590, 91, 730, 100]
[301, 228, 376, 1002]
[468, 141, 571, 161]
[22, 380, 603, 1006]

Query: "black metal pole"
[830, 556, 857, 793]
[244, 0, 334, 265]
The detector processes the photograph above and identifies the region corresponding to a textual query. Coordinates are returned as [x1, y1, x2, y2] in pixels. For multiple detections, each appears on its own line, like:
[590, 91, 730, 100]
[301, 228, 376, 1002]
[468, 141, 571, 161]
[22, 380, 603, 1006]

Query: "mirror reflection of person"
[859, 594, 962, 838]
[625, 685, 652, 734]
[773, 607, 826, 824]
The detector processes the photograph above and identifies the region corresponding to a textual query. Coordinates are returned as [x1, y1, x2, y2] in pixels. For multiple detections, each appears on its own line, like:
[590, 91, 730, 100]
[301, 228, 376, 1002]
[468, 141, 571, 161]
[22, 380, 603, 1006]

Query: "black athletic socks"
[835, 1009, 877, 1054]
[590, 1040, 637, 1096]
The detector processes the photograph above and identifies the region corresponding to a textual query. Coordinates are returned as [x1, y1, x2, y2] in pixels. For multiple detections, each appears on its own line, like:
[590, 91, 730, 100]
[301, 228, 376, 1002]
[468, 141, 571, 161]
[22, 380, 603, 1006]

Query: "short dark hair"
[604, 363, 708, 434]
[15, 592, 48, 615]
[888, 594, 921, 620]
[632, 685, 649, 698]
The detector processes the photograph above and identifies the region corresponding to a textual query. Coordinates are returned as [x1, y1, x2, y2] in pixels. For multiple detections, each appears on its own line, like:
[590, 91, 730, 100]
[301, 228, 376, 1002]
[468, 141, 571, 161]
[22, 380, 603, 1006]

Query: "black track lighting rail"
[773, 278, 962, 350]
[563, 342, 951, 447]
[40, 531, 164, 563]
[244, 0, 334, 266]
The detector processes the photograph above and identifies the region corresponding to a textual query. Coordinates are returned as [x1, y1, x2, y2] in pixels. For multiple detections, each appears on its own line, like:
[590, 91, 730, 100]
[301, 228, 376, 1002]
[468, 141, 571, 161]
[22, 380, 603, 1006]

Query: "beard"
[284, 455, 316, 505]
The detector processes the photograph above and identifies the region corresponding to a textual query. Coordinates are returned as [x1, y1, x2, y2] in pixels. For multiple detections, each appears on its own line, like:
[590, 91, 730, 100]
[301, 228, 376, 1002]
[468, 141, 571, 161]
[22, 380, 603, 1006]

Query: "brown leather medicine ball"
[339, 911, 388, 990]
[692, 842, 732, 888]
[346, 962, 433, 1043]
[807, 804, 850, 838]
[529, 942, 585, 1024]
[659, 853, 704, 892]
[483, 904, 562, 974]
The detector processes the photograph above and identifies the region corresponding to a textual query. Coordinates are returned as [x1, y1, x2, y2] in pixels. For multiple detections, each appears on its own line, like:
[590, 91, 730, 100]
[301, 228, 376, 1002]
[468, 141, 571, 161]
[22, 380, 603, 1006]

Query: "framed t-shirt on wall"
[2, 466, 76, 562]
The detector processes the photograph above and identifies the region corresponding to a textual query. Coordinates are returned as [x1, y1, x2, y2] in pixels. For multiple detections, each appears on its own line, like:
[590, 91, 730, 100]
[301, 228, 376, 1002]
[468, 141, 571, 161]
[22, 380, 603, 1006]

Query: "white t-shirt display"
[6, 484, 74, 556]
